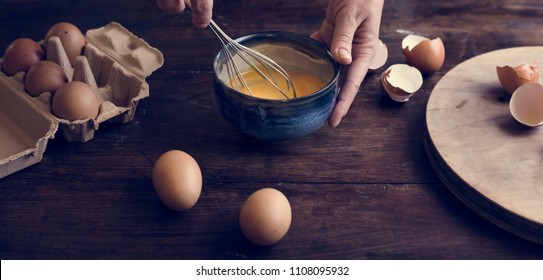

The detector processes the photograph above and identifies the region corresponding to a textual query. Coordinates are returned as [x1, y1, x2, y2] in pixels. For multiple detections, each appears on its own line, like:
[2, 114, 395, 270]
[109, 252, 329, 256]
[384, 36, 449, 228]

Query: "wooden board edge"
[423, 125, 543, 245]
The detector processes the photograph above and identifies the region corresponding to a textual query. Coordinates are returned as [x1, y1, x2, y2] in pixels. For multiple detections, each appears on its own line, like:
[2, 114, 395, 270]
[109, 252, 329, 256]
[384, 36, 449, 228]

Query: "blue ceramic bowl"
[213, 31, 340, 140]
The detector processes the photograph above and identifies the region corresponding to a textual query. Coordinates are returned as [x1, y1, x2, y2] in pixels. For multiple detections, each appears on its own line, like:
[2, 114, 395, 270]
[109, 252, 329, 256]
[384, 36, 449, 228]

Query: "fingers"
[156, 0, 213, 29]
[330, 11, 361, 65]
[310, 30, 323, 42]
[326, 1, 384, 128]
[190, 0, 213, 28]
[157, 0, 185, 13]
[328, 71, 360, 128]
[328, 49, 374, 128]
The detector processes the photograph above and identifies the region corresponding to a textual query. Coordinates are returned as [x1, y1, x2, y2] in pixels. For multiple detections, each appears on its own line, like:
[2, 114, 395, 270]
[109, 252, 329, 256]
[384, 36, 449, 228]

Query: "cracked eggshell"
[380, 64, 423, 102]
[509, 82, 543, 127]
[497, 62, 539, 95]
[402, 34, 445, 74]
[369, 39, 388, 70]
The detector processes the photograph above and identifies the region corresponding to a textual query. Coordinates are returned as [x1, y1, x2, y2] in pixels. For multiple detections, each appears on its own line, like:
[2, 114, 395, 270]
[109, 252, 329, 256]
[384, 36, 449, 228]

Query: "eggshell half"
[402, 34, 445, 74]
[380, 64, 423, 102]
[369, 39, 388, 70]
[497, 63, 539, 95]
[509, 82, 543, 127]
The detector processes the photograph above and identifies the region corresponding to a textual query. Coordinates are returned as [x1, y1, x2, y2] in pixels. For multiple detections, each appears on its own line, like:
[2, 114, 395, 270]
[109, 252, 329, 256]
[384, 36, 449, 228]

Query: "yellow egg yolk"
[232, 67, 326, 100]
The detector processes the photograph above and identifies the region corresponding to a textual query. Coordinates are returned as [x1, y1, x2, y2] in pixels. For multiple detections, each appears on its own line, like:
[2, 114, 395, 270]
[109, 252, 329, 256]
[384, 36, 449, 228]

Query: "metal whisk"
[183, 1, 296, 99]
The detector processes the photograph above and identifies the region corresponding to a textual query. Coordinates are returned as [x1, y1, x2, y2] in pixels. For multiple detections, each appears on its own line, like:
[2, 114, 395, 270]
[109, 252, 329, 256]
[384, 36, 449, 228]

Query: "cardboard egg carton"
[0, 22, 163, 178]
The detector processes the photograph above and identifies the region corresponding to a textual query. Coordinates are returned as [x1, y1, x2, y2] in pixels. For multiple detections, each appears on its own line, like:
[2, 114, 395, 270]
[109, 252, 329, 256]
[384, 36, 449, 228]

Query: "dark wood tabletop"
[1, 0, 542, 260]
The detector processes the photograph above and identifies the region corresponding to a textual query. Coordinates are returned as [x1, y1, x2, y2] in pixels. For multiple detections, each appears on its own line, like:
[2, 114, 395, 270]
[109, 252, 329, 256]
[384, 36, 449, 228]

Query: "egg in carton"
[51, 22, 163, 141]
[0, 22, 163, 178]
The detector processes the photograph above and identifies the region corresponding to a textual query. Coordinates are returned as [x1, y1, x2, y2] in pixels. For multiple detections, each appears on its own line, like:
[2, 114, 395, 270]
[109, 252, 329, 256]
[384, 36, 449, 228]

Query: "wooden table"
[1, 0, 542, 259]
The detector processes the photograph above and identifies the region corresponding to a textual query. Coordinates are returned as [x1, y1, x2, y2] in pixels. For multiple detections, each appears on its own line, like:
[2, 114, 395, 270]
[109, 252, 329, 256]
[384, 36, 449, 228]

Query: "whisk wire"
[208, 20, 297, 99]
[211, 27, 253, 95]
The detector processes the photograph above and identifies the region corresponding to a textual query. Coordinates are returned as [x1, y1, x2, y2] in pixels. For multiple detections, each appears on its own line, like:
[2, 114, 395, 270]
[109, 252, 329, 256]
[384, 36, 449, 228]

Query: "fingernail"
[330, 117, 341, 128]
[338, 48, 351, 63]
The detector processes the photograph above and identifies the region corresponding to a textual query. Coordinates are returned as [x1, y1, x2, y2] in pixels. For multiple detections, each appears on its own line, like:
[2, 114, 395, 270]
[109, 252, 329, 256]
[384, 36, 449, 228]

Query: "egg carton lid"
[0, 73, 58, 178]
[86, 22, 163, 80]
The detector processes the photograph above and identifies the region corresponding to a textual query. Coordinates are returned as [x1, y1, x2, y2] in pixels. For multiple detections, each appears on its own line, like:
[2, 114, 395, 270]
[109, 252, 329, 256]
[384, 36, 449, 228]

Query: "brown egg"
[52, 81, 100, 121]
[25, 61, 68, 97]
[44, 22, 86, 67]
[239, 188, 292, 246]
[152, 150, 202, 211]
[2, 38, 44, 76]
[402, 34, 445, 74]
[496, 63, 539, 95]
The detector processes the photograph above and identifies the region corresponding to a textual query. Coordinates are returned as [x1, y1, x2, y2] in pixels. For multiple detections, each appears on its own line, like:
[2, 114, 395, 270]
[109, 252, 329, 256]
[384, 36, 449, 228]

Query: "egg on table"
[239, 188, 292, 246]
[152, 150, 202, 211]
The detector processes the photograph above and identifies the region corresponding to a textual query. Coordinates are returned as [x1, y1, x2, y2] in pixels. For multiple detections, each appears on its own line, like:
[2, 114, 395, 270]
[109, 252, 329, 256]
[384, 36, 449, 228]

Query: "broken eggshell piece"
[509, 82, 543, 127]
[381, 64, 423, 102]
[369, 39, 388, 70]
[402, 34, 445, 74]
[497, 62, 539, 95]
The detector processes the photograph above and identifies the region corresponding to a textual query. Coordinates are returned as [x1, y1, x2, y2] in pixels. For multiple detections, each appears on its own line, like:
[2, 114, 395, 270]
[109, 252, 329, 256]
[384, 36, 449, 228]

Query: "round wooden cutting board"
[425, 46, 543, 244]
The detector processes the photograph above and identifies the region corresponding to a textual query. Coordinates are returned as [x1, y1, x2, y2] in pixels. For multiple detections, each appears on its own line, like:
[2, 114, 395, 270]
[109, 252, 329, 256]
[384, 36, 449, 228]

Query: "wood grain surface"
[426, 47, 543, 244]
[1, 0, 543, 259]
